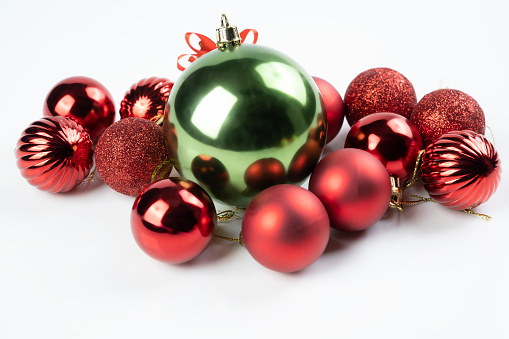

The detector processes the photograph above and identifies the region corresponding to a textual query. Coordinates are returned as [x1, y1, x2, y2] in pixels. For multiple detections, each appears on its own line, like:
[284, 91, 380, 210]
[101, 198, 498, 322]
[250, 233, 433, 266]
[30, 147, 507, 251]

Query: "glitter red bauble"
[15, 116, 94, 193]
[95, 117, 171, 196]
[345, 112, 422, 182]
[43, 76, 115, 140]
[410, 89, 485, 147]
[309, 148, 392, 232]
[242, 184, 330, 273]
[421, 130, 501, 210]
[119, 77, 174, 123]
[313, 77, 344, 143]
[131, 178, 216, 264]
[344, 68, 417, 126]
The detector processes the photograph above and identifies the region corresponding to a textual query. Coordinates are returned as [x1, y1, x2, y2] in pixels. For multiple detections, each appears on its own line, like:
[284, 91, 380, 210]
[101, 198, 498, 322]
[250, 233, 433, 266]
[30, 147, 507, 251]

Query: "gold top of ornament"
[216, 14, 241, 50]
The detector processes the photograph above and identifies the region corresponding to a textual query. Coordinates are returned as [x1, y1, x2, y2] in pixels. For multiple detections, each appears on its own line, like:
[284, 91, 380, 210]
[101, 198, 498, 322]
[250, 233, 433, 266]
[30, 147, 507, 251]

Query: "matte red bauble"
[119, 77, 174, 123]
[344, 68, 417, 126]
[309, 149, 392, 232]
[15, 116, 94, 193]
[410, 89, 485, 147]
[421, 130, 501, 210]
[242, 184, 330, 273]
[131, 178, 216, 264]
[345, 112, 422, 182]
[313, 77, 344, 143]
[43, 76, 115, 140]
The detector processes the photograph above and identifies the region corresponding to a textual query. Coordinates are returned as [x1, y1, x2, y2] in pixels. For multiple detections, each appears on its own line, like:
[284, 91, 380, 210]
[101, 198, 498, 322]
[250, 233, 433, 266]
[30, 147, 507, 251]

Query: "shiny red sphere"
[421, 130, 501, 210]
[309, 149, 392, 232]
[242, 185, 330, 273]
[313, 77, 344, 143]
[16, 116, 94, 192]
[43, 76, 115, 140]
[131, 178, 216, 264]
[345, 112, 422, 182]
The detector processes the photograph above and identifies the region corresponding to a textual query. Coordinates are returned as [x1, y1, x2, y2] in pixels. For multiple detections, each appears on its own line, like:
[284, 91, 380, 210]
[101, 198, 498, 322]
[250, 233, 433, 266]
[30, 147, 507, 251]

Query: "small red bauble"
[313, 77, 344, 143]
[95, 117, 171, 196]
[410, 89, 485, 147]
[421, 130, 501, 210]
[344, 67, 417, 126]
[119, 77, 174, 123]
[43, 76, 115, 140]
[242, 184, 330, 273]
[16, 116, 94, 193]
[131, 178, 216, 264]
[345, 112, 422, 182]
[309, 148, 392, 232]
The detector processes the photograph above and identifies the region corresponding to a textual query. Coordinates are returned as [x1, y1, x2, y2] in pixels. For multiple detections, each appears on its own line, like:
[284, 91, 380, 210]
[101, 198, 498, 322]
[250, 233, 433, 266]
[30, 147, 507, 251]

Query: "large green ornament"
[163, 16, 326, 207]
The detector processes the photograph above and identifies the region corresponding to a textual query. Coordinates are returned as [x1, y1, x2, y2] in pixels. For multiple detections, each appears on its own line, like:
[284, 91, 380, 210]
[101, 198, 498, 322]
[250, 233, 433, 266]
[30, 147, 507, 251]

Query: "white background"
[1, 0, 508, 338]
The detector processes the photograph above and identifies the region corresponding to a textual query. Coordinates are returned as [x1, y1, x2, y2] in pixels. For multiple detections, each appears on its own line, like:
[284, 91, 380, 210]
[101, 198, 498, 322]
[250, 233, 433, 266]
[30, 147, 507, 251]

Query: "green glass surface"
[164, 44, 326, 207]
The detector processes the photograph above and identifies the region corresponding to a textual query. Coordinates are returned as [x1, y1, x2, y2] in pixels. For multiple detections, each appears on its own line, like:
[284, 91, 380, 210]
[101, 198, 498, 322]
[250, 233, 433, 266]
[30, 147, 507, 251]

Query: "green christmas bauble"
[163, 44, 326, 207]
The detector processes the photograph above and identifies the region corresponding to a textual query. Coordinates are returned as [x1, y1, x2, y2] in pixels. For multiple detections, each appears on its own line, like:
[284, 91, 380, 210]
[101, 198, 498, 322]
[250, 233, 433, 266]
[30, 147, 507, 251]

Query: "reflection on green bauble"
[163, 44, 326, 207]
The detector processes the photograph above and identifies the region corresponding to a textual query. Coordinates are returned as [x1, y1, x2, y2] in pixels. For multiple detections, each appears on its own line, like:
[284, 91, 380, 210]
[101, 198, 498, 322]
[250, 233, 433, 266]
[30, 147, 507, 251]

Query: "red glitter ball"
[344, 68, 417, 126]
[95, 117, 171, 196]
[410, 89, 485, 147]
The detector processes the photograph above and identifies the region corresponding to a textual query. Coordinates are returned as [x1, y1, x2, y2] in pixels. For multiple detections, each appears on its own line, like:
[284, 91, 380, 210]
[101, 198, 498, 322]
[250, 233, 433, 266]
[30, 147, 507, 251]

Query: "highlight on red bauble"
[241, 184, 330, 273]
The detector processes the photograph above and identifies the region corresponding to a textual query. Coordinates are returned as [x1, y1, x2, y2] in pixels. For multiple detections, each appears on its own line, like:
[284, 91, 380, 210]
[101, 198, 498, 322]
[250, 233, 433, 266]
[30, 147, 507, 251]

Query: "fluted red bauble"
[242, 184, 330, 273]
[120, 77, 174, 123]
[313, 77, 344, 143]
[345, 112, 422, 182]
[131, 178, 216, 264]
[421, 130, 501, 210]
[15, 116, 94, 192]
[43, 76, 115, 140]
[410, 89, 485, 147]
[309, 148, 392, 232]
[344, 68, 417, 126]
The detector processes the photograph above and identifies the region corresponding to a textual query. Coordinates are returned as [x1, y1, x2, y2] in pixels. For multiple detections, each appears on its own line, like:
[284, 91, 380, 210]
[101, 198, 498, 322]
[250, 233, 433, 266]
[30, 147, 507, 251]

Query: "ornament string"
[403, 150, 424, 189]
[214, 207, 245, 244]
[151, 159, 175, 183]
[149, 113, 165, 126]
[400, 195, 492, 220]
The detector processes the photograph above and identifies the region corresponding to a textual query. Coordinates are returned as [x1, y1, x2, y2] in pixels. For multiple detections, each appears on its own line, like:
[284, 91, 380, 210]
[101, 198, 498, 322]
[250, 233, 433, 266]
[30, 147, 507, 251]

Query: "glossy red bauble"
[313, 77, 344, 143]
[131, 178, 217, 264]
[242, 185, 330, 273]
[421, 130, 501, 210]
[16, 116, 94, 192]
[43, 76, 115, 140]
[309, 149, 392, 232]
[345, 112, 422, 182]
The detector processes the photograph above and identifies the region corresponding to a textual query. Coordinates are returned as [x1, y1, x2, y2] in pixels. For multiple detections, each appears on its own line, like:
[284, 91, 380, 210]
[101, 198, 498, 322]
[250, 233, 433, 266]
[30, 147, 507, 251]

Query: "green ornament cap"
[216, 14, 241, 50]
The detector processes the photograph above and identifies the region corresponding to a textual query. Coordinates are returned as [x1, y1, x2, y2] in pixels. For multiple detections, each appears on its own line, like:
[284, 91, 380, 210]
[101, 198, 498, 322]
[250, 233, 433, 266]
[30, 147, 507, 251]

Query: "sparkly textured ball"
[95, 117, 171, 196]
[16, 116, 94, 192]
[421, 130, 501, 210]
[119, 77, 174, 123]
[242, 184, 330, 273]
[43, 76, 115, 140]
[344, 68, 417, 126]
[309, 149, 392, 232]
[410, 89, 485, 147]
[313, 77, 344, 143]
[131, 178, 216, 264]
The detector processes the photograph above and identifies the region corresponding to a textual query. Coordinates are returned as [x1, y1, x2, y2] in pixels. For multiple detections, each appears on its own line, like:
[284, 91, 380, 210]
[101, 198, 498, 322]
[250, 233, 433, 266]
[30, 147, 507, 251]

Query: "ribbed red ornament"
[421, 130, 501, 210]
[16, 116, 94, 192]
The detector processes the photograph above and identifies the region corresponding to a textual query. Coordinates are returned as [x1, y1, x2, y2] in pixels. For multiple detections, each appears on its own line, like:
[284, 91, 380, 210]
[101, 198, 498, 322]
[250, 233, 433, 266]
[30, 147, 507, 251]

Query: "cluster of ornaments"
[15, 15, 501, 273]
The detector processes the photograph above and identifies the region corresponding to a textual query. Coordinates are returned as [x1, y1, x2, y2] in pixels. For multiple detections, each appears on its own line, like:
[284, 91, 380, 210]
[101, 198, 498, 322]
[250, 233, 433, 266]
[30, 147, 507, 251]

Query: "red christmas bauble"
[95, 117, 171, 196]
[131, 178, 216, 264]
[43, 76, 115, 140]
[119, 77, 174, 123]
[344, 68, 417, 126]
[421, 130, 501, 210]
[309, 149, 392, 232]
[410, 89, 485, 147]
[16, 116, 94, 193]
[313, 77, 344, 143]
[242, 184, 330, 273]
[345, 112, 422, 182]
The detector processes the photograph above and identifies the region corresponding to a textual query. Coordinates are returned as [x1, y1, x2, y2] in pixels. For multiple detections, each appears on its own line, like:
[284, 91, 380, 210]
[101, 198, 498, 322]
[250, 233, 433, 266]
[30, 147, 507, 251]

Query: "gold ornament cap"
[216, 14, 241, 49]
